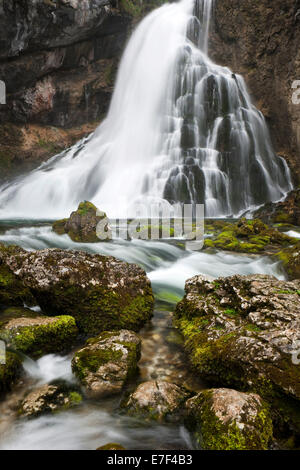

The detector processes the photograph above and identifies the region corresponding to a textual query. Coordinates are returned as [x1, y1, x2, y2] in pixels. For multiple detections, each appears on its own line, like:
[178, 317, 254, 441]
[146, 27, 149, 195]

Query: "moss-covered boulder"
[0, 351, 22, 397]
[175, 274, 300, 431]
[275, 242, 300, 280]
[96, 443, 126, 450]
[185, 388, 273, 450]
[52, 201, 110, 243]
[72, 330, 141, 398]
[0, 244, 35, 308]
[0, 309, 78, 358]
[19, 383, 83, 418]
[121, 380, 191, 422]
[2, 248, 154, 336]
[204, 218, 296, 253]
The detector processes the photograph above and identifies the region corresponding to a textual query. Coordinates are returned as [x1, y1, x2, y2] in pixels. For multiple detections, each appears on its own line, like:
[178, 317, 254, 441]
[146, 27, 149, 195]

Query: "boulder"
[0, 308, 78, 358]
[121, 380, 191, 422]
[2, 247, 154, 336]
[72, 330, 141, 398]
[185, 388, 273, 450]
[20, 383, 82, 418]
[254, 189, 300, 226]
[52, 201, 110, 243]
[175, 274, 300, 429]
[0, 351, 23, 397]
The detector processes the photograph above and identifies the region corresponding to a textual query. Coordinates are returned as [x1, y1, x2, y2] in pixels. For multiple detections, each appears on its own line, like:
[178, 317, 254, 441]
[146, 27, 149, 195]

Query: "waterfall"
[0, 0, 292, 219]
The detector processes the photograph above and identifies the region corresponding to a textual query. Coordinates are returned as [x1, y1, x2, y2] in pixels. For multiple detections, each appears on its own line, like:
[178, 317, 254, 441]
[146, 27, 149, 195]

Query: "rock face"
[210, 0, 300, 182]
[122, 380, 190, 422]
[175, 274, 300, 407]
[1, 246, 154, 335]
[0, 309, 78, 358]
[0, 351, 22, 397]
[185, 388, 273, 450]
[53, 201, 109, 242]
[20, 383, 82, 418]
[72, 330, 141, 398]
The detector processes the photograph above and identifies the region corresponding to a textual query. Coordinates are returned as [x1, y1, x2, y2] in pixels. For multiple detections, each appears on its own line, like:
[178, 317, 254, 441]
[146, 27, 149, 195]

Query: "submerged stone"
[185, 388, 273, 450]
[72, 330, 141, 398]
[121, 380, 191, 422]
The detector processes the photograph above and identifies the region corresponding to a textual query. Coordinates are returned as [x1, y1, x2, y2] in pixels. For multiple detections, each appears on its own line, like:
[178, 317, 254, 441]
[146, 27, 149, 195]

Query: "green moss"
[97, 443, 126, 450]
[0, 263, 34, 307]
[68, 391, 83, 406]
[0, 316, 78, 358]
[0, 351, 22, 396]
[73, 347, 122, 381]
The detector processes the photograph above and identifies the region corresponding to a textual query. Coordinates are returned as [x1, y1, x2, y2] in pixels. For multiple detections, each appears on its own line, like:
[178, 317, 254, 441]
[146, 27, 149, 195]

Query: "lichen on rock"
[72, 330, 141, 398]
[121, 380, 191, 422]
[185, 388, 273, 450]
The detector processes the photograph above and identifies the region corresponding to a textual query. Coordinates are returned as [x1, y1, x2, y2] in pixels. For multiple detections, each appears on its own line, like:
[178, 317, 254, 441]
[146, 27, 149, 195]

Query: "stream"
[0, 222, 286, 450]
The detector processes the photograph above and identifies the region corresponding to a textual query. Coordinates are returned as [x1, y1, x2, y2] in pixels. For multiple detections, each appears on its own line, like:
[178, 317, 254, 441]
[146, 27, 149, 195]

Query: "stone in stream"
[19, 383, 83, 418]
[121, 380, 191, 422]
[175, 274, 300, 432]
[52, 201, 111, 243]
[275, 241, 300, 280]
[0, 351, 23, 397]
[185, 388, 273, 450]
[0, 307, 78, 358]
[96, 443, 126, 450]
[0, 244, 154, 336]
[72, 330, 141, 398]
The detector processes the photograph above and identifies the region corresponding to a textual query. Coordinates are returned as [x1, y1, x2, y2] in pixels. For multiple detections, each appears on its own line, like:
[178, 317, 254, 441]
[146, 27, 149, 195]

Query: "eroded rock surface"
[122, 380, 191, 422]
[185, 388, 273, 450]
[72, 330, 141, 398]
[175, 274, 300, 402]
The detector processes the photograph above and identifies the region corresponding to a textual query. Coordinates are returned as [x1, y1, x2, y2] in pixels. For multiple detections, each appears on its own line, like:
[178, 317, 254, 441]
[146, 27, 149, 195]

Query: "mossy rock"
[0, 314, 78, 358]
[72, 330, 141, 398]
[203, 218, 296, 254]
[275, 242, 300, 279]
[19, 382, 83, 418]
[185, 388, 273, 450]
[0, 351, 22, 397]
[2, 248, 154, 336]
[52, 201, 110, 243]
[174, 274, 300, 435]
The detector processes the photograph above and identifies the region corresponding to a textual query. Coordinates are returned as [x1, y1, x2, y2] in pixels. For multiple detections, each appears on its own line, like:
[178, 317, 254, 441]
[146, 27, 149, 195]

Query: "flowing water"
[0, 0, 294, 450]
[0, 0, 292, 219]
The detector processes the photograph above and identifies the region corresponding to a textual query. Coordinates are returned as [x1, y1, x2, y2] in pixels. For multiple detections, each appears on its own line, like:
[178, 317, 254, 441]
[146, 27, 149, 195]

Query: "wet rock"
[1, 247, 154, 336]
[20, 383, 82, 418]
[96, 443, 126, 450]
[275, 242, 300, 280]
[175, 274, 300, 429]
[0, 309, 78, 358]
[254, 189, 300, 227]
[122, 380, 191, 422]
[72, 330, 141, 398]
[53, 201, 110, 243]
[0, 351, 23, 397]
[204, 218, 296, 253]
[185, 388, 273, 450]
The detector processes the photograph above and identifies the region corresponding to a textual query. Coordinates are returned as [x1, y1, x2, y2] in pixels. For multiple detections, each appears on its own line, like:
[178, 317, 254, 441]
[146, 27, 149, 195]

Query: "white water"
[0, 0, 292, 220]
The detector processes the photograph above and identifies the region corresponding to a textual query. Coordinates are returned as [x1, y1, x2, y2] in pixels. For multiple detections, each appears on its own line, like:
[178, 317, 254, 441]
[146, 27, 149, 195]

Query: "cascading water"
[0, 0, 293, 219]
